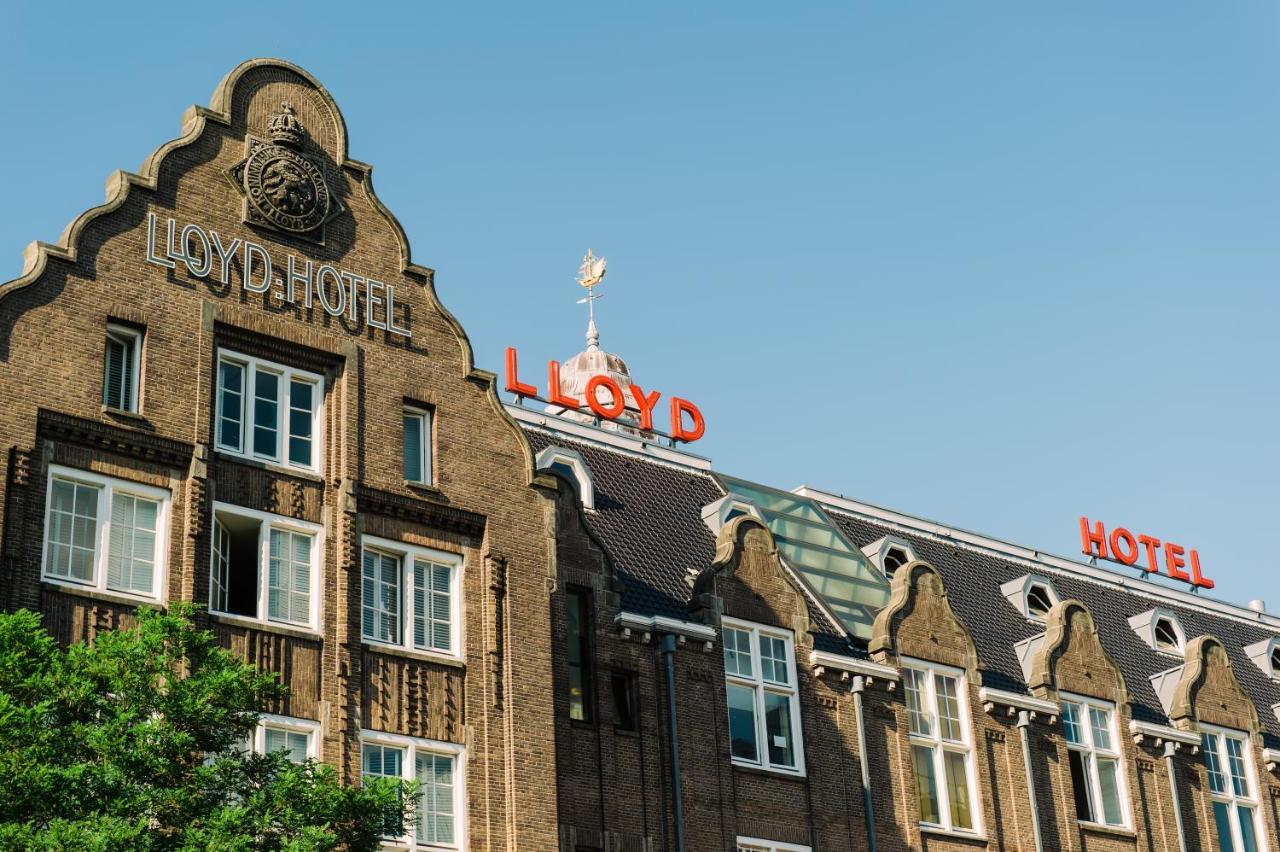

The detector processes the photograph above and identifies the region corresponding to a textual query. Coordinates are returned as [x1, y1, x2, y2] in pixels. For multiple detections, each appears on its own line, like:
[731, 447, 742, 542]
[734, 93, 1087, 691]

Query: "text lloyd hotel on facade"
[6, 57, 1280, 852]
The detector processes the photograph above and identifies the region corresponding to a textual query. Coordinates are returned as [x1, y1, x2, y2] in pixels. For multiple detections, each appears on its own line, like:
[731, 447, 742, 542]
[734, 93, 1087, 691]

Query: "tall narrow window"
[1203, 727, 1263, 852]
[403, 407, 432, 485]
[566, 588, 593, 722]
[209, 503, 320, 630]
[903, 660, 979, 833]
[1061, 695, 1128, 827]
[360, 537, 460, 658]
[215, 350, 322, 472]
[611, 671, 639, 732]
[43, 466, 168, 600]
[103, 324, 142, 412]
[361, 733, 464, 848]
[723, 619, 803, 774]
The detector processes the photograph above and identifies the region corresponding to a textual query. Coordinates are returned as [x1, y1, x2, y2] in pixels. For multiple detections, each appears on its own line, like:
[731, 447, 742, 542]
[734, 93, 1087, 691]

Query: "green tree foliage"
[0, 604, 414, 850]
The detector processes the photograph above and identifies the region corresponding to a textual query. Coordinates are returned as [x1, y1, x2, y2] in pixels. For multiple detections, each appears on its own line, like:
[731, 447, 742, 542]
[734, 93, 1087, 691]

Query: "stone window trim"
[251, 713, 321, 762]
[1200, 722, 1265, 852]
[210, 502, 325, 632]
[901, 656, 983, 836]
[214, 347, 325, 474]
[102, 321, 144, 414]
[736, 838, 812, 852]
[536, 445, 594, 510]
[359, 535, 464, 663]
[359, 729, 466, 850]
[1060, 691, 1131, 830]
[41, 464, 171, 604]
[722, 616, 806, 778]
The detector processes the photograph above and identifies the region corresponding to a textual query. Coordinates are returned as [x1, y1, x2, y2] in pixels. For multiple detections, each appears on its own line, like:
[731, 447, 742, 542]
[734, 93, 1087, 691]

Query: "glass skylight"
[716, 475, 891, 639]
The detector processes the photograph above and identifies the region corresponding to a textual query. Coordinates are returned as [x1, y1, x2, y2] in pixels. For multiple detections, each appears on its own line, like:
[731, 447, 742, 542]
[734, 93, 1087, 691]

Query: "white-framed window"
[403, 406, 433, 485]
[722, 618, 804, 775]
[42, 465, 169, 601]
[103, 323, 142, 412]
[902, 659, 980, 834]
[1128, 608, 1186, 656]
[1202, 725, 1265, 852]
[215, 349, 323, 472]
[361, 536, 461, 659]
[210, 502, 323, 631]
[736, 839, 811, 852]
[251, 714, 321, 763]
[1060, 694, 1129, 828]
[360, 730, 465, 849]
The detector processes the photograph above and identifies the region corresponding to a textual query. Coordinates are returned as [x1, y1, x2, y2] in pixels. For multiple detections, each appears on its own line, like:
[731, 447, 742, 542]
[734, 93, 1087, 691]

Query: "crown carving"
[267, 102, 306, 147]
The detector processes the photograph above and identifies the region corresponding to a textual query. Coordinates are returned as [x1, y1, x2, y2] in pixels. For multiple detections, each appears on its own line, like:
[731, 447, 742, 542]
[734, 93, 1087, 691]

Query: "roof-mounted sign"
[1079, 516, 1214, 589]
[504, 347, 705, 442]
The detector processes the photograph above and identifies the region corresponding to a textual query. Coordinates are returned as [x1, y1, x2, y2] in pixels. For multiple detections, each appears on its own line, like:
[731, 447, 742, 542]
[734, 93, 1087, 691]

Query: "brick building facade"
[3, 57, 1280, 852]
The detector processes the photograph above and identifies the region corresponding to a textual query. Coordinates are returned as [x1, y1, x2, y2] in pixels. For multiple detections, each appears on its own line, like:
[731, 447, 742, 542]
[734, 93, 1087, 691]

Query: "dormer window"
[1153, 618, 1181, 652]
[536, 446, 594, 510]
[882, 546, 910, 577]
[1026, 584, 1054, 618]
[1128, 608, 1185, 656]
[1000, 574, 1060, 622]
[1241, 636, 1280, 681]
[860, 536, 918, 580]
[701, 495, 763, 535]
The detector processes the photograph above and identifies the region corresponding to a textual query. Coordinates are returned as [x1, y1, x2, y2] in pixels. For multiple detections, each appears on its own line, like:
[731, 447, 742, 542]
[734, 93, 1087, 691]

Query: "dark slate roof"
[824, 511, 1280, 743]
[522, 425, 854, 655]
[522, 419, 1280, 742]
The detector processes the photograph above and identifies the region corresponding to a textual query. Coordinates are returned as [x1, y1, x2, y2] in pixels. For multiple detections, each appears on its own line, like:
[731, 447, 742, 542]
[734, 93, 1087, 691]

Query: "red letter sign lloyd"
[1078, 516, 1214, 589]
[503, 347, 707, 443]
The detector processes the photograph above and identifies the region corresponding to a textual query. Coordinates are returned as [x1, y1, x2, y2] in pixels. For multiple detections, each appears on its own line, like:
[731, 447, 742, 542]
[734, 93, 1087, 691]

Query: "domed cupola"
[545, 250, 649, 435]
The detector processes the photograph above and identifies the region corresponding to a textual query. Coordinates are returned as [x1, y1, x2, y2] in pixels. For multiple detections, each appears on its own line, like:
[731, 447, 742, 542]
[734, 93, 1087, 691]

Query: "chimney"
[1247, 599, 1266, 613]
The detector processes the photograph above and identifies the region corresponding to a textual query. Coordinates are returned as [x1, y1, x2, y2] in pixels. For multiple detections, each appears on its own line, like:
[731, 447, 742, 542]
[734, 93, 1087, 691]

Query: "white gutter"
[978, 687, 1059, 719]
[615, 611, 717, 643]
[809, 650, 900, 682]
[1263, 748, 1280, 771]
[1128, 720, 1202, 748]
[507, 403, 714, 472]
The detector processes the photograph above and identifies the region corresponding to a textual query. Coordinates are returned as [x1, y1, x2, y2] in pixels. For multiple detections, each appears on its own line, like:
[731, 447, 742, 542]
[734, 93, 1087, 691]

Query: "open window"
[1128, 608, 1185, 656]
[210, 503, 322, 630]
[103, 323, 143, 413]
[1001, 574, 1060, 622]
[860, 536, 918, 580]
[536, 446, 594, 510]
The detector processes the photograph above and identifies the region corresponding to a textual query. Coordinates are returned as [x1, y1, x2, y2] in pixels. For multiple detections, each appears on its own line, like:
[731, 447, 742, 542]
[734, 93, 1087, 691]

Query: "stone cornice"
[37, 408, 194, 469]
[353, 483, 486, 540]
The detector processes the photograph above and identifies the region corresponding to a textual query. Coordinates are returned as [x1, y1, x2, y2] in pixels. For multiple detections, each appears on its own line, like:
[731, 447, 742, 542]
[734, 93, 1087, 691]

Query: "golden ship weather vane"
[575, 248, 607, 352]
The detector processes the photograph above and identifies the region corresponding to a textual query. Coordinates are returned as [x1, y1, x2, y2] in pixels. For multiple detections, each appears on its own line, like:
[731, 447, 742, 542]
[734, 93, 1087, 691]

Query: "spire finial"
[575, 248, 607, 352]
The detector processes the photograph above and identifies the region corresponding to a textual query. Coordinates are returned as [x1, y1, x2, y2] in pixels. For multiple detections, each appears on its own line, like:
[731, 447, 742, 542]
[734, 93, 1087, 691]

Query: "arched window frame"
[859, 536, 918, 580]
[536, 446, 595, 510]
[1242, 636, 1280, 682]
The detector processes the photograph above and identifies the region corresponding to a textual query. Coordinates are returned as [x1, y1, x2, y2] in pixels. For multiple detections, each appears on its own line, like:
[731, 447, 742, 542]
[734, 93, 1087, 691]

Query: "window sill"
[210, 612, 323, 642]
[404, 480, 443, 498]
[918, 824, 988, 844]
[1077, 821, 1135, 839]
[41, 579, 162, 609]
[101, 405, 149, 424]
[361, 641, 465, 669]
[214, 451, 325, 483]
[731, 760, 807, 781]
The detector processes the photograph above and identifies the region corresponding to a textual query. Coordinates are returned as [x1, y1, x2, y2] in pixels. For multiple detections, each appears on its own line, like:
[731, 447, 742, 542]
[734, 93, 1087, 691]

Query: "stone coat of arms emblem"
[228, 102, 343, 243]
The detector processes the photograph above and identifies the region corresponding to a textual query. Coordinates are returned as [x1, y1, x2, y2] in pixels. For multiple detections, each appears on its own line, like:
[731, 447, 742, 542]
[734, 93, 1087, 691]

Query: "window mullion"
[933, 739, 951, 828]
[95, 483, 110, 591]
[402, 556, 414, 650]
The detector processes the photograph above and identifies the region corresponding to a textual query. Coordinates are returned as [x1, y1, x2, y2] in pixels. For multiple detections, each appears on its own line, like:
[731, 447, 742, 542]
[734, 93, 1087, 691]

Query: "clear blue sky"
[3, 2, 1277, 608]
